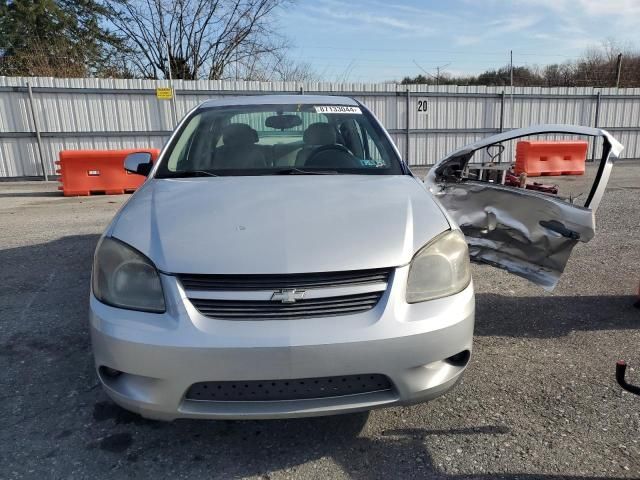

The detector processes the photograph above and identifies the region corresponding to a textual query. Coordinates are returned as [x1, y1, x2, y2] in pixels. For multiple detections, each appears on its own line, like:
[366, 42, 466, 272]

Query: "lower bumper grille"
[186, 374, 393, 402]
[190, 292, 383, 320]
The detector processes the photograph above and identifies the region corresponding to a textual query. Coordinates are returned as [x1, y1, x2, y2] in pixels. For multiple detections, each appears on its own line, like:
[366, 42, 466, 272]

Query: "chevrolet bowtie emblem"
[271, 289, 306, 303]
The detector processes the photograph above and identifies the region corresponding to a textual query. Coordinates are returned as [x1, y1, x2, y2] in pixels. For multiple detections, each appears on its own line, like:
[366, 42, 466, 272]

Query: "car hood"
[110, 175, 450, 274]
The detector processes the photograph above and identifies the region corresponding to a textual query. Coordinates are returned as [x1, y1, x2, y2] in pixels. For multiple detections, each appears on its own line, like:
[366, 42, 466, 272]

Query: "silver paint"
[109, 175, 450, 274]
[425, 124, 623, 289]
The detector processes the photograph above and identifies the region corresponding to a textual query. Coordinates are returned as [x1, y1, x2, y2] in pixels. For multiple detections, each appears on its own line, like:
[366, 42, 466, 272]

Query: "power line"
[292, 45, 582, 59]
[288, 55, 466, 65]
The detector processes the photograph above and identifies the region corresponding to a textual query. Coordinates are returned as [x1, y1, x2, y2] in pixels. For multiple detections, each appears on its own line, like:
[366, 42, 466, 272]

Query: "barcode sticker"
[314, 105, 362, 114]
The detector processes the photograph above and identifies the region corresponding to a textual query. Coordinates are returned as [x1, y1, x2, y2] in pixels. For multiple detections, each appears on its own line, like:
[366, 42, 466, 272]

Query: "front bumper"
[90, 267, 475, 420]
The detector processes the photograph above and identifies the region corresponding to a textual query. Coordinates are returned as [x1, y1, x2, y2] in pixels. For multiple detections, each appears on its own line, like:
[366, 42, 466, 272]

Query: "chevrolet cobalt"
[90, 95, 621, 420]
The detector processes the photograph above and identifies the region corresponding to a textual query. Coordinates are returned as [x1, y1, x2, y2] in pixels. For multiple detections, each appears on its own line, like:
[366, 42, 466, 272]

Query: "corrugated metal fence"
[1, 76, 639, 177]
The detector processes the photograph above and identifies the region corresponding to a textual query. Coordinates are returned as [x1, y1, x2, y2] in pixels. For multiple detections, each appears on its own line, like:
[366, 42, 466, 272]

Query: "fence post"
[26, 82, 48, 181]
[499, 91, 505, 133]
[591, 91, 601, 161]
[170, 82, 179, 127]
[593, 91, 601, 128]
[405, 88, 410, 162]
[498, 90, 506, 163]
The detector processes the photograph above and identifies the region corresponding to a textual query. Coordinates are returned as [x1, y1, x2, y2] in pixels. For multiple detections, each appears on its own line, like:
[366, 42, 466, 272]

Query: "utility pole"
[436, 63, 450, 87]
[509, 50, 514, 130]
[510, 50, 513, 89]
[413, 60, 450, 87]
[615, 53, 623, 88]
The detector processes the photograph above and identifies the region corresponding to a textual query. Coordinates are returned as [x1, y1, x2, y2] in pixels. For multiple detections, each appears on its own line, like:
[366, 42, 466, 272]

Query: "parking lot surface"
[1, 163, 639, 479]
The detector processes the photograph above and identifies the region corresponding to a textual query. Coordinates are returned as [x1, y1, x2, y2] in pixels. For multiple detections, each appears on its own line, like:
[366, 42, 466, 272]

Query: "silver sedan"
[89, 95, 620, 420]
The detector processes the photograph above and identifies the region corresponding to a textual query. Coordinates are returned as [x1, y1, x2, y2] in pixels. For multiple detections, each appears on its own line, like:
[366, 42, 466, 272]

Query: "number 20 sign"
[416, 99, 428, 114]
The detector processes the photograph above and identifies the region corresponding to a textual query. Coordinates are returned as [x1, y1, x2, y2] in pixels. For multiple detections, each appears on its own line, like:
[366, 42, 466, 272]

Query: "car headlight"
[92, 236, 165, 313]
[406, 230, 471, 303]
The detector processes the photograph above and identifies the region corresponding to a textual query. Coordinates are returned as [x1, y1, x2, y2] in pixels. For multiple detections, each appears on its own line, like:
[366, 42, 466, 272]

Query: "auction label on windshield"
[314, 105, 362, 114]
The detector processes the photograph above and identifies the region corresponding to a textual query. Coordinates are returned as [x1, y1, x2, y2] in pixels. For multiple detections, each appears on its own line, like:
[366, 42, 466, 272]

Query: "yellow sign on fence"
[156, 87, 173, 100]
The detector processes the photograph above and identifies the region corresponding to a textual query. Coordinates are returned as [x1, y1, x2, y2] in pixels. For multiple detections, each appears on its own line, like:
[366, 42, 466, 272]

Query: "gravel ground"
[1, 163, 639, 479]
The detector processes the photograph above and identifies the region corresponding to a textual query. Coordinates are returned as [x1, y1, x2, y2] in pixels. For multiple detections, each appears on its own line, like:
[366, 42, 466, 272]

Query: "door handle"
[539, 220, 580, 240]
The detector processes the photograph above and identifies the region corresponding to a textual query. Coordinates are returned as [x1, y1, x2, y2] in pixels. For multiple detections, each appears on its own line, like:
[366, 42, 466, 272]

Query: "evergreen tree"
[0, 0, 121, 76]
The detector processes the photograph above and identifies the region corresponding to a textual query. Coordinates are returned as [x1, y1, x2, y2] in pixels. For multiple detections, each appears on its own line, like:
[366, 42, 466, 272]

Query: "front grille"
[190, 292, 383, 320]
[178, 268, 391, 291]
[186, 374, 392, 401]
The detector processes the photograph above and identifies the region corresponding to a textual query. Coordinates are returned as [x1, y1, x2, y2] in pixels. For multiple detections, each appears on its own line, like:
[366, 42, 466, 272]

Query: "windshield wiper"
[270, 168, 339, 175]
[160, 170, 219, 178]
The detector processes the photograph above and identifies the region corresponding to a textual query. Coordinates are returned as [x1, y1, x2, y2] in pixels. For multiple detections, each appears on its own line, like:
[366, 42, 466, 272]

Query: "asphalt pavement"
[1, 163, 639, 479]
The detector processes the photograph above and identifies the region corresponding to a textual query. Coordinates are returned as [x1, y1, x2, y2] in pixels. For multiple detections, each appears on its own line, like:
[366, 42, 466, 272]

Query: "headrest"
[222, 123, 259, 147]
[303, 123, 336, 145]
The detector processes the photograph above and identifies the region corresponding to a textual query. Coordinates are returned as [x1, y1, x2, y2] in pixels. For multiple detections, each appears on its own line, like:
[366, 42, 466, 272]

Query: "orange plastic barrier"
[514, 140, 588, 177]
[56, 149, 159, 196]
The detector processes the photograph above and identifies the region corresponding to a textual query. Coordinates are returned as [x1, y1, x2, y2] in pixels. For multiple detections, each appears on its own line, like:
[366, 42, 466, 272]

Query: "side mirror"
[124, 152, 153, 176]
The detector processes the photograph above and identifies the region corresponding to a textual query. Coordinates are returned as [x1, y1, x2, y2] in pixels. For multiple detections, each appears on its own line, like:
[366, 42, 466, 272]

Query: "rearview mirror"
[124, 152, 153, 176]
[265, 114, 302, 130]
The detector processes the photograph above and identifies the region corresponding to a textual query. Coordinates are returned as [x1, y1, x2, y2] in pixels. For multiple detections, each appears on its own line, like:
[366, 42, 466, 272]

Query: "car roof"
[197, 94, 358, 110]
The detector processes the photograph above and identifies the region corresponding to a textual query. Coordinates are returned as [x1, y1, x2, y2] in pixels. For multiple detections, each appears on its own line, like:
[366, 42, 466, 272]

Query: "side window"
[355, 119, 386, 163]
[462, 134, 604, 207]
[168, 114, 201, 170]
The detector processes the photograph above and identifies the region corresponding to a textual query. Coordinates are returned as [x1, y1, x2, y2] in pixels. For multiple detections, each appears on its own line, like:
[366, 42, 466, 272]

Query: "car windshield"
[156, 103, 403, 177]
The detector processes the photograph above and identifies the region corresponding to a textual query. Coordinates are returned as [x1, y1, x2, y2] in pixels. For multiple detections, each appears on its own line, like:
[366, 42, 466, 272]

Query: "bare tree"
[240, 49, 318, 82]
[270, 56, 317, 82]
[542, 63, 576, 87]
[102, 0, 290, 80]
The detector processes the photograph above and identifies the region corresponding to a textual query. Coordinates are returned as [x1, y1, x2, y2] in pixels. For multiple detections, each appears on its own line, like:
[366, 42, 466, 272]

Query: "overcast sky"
[279, 0, 640, 82]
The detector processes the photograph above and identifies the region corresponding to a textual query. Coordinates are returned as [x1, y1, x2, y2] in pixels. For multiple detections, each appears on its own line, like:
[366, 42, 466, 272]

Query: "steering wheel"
[305, 143, 356, 167]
